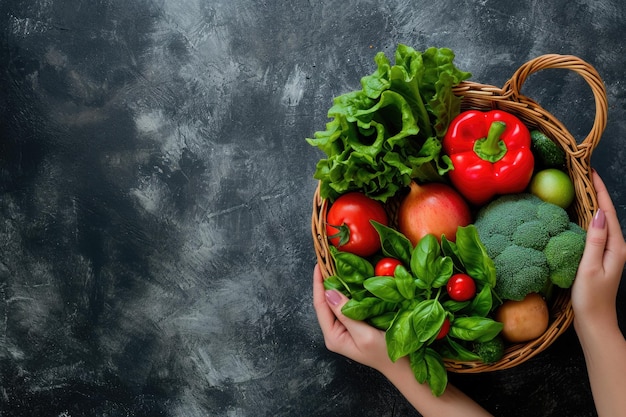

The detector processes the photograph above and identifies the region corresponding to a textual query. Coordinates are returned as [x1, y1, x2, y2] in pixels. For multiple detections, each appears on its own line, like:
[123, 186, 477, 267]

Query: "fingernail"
[592, 208, 605, 229]
[325, 290, 342, 306]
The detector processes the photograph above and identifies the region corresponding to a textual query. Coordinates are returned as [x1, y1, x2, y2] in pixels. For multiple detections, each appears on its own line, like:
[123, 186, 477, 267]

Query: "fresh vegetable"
[397, 181, 472, 245]
[473, 193, 586, 300]
[529, 168, 575, 209]
[436, 318, 451, 340]
[307, 45, 471, 202]
[442, 110, 535, 206]
[325, 223, 501, 396]
[544, 229, 587, 288]
[495, 293, 549, 343]
[492, 246, 549, 301]
[375, 257, 403, 276]
[530, 130, 565, 169]
[326, 192, 388, 257]
[473, 336, 505, 363]
[446, 273, 476, 302]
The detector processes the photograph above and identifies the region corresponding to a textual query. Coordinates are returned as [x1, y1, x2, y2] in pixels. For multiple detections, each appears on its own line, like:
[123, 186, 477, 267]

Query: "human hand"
[312, 264, 397, 373]
[572, 171, 626, 329]
[313, 264, 494, 416]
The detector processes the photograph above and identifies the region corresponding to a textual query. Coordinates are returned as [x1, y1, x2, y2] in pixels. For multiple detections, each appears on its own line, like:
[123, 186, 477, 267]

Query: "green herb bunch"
[324, 224, 503, 396]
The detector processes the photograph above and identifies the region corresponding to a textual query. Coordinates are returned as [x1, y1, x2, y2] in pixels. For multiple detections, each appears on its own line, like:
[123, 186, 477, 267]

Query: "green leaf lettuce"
[307, 45, 471, 202]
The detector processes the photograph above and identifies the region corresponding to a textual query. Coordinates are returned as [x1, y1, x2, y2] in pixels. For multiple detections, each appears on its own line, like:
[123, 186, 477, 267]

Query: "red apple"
[397, 181, 472, 245]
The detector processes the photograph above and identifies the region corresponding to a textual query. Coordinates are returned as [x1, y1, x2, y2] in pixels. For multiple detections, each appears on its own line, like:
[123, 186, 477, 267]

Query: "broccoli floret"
[494, 246, 550, 300]
[474, 194, 538, 237]
[481, 233, 512, 259]
[473, 336, 505, 364]
[474, 193, 586, 300]
[512, 220, 550, 250]
[544, 230, 586, 288]
[536, 201, 570, 236]
[568, 222, 586, 236]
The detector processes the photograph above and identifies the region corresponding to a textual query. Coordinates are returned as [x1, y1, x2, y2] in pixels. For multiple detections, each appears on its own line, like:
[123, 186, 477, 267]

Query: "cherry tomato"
[326, 192, 388, 257]
[446, 273, 477, 302]
[375, 257, 403, 276]
[436, 318, 451, 340]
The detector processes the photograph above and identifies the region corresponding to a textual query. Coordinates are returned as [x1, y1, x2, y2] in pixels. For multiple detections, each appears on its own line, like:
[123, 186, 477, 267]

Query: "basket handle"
[503, 54, 608, 227]
[503, 54, 608, 156]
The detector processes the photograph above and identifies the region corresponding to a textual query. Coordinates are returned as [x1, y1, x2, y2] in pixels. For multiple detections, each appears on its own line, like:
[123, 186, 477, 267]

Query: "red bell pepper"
[442, 110, 534, 206]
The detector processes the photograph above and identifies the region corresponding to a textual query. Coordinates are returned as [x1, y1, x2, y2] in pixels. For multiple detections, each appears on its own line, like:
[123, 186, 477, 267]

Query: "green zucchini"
[530, 130, 566, 169]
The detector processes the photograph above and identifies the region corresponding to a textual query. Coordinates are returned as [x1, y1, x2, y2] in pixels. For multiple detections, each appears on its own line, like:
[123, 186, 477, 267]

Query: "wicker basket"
[311, 54, 608, 373]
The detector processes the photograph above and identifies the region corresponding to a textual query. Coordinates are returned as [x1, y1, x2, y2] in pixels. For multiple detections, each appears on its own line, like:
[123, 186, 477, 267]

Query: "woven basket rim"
[311, 53, 607, 373]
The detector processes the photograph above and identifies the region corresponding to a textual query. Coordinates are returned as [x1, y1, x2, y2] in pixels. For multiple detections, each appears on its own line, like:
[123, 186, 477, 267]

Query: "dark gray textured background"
[1, 0, 625, 416]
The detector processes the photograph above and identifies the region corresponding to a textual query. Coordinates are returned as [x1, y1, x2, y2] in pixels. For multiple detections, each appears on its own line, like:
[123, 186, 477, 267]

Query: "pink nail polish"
[325, 290, 342, 306]
[592, 208, 605, 229]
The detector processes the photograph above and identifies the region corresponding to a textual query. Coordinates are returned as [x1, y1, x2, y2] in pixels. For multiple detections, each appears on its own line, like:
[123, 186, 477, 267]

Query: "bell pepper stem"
[474, 121, 508, 163]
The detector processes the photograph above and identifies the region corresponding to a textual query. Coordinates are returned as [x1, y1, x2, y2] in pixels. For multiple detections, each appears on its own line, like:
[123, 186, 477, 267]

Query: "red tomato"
[436, 318, 451, 340]
[375, 258, 403, 276]
[446, 273, 477, 302]
[326, 192, 388, 257]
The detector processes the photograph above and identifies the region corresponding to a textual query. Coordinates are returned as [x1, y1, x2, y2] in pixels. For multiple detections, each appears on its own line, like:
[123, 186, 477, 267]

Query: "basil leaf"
[455, 225, 496, 287]
[371, 220, 413, 266]
[331, 247, 374, 284]
[409, 348, 449, 397]
[410, 234, 453, 289]
[395, 265, 416, 300]
[411, 299, 446, 343]
[364, 276, 405, 303]
[424, 348, 448, 397]
[449, 316, 503, 343]
[409, 348, 428, 384]
[441, 235, 463, 271]
[369, 311, 397, 330]
[468, 284, 493, 317]
[341, 297, 388, 321]
[442, 299, 470, 313]
[323, 275, 367, 300]
[432, 257, 453, 288]
[439, 338, 482, 361]
[415, 277, 430, 290]
[351, 287, 370, 301]
[410, 234, 440, 287]
[386, 309, 423, 362]
[323, 276, 347, 293]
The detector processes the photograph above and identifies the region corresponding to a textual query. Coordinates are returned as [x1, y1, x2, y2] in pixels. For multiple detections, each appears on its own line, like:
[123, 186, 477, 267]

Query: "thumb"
[324, 289, 379, 338]
[324, 289, 370, 330]
[578, 208, 608, 273]
[324, 289, 350, 317]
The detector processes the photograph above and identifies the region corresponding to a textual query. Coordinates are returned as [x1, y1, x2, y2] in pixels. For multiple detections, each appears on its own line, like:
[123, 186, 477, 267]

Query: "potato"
[495, 293, 549, 343]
